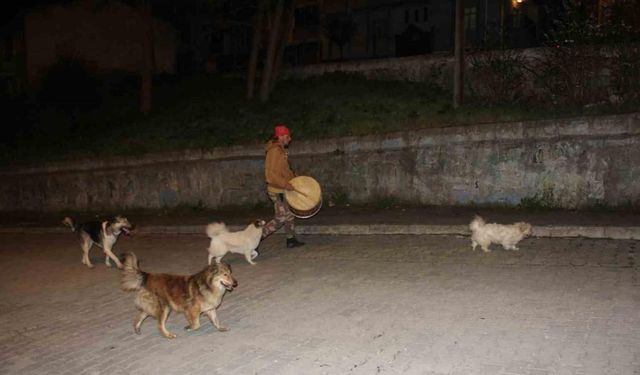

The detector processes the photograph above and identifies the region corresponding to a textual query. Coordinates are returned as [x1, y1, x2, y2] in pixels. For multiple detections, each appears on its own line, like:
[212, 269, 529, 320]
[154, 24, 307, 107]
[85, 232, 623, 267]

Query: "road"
[0, 233, 638, 375]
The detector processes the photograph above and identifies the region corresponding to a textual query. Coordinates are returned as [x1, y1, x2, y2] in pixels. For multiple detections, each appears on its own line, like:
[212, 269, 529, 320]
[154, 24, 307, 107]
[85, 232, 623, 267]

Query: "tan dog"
[120, 252, 237, 339]
[469, 215, 532, 253]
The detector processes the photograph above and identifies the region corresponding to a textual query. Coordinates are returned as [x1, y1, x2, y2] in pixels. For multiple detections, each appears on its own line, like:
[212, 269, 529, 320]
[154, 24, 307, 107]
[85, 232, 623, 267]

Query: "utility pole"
[597, 0, 603, 24]
[453, 0, 464, 109]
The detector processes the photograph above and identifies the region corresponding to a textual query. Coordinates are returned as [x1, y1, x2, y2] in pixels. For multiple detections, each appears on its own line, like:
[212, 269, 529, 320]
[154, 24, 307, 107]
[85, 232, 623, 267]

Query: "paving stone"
[0, 233, 638, 374]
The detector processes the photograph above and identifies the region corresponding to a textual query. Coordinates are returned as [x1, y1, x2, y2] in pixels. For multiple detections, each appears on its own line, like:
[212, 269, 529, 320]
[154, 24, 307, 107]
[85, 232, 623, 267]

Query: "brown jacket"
[265, 141, 295, 193]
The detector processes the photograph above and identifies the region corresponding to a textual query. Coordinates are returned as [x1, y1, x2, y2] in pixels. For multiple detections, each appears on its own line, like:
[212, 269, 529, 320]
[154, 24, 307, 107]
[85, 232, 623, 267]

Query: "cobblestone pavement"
[0, 233, 639, 375]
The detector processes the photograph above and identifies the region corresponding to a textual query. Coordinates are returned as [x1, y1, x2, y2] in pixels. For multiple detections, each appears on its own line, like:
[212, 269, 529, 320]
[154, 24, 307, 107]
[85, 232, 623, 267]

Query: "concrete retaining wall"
[1, 113, 639, 212]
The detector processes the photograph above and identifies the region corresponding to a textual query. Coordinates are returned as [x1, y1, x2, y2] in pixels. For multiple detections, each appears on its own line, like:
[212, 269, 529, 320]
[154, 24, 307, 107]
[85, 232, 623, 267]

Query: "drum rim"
[290, 197, 322, 219]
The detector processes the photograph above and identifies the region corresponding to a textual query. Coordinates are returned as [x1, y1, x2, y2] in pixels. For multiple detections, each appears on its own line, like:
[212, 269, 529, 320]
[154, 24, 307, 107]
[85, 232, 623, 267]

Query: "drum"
[285, 176, 322, 219]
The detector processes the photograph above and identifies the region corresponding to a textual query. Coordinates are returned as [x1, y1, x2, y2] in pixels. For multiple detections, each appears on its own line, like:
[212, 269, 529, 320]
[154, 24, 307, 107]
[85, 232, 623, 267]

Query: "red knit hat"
[274, 124, 290, 137]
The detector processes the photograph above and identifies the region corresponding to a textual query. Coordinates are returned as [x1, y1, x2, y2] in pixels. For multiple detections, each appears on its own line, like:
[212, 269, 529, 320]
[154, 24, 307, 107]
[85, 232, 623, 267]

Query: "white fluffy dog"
[206, 220, 265, 265]
[469, 215, 532, 253]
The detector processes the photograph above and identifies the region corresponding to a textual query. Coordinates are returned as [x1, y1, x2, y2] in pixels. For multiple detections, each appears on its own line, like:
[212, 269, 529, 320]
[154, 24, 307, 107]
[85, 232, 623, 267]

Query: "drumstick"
[293, 187, 309, 198]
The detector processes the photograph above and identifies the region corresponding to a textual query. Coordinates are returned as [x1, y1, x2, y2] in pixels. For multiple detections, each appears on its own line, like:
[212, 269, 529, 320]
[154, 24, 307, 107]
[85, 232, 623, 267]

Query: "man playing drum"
[262, 124, 305, 248]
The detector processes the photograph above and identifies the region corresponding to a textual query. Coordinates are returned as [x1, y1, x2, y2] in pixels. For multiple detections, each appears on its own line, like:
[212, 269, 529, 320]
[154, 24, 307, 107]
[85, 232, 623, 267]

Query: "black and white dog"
[63, 216, 133, 269]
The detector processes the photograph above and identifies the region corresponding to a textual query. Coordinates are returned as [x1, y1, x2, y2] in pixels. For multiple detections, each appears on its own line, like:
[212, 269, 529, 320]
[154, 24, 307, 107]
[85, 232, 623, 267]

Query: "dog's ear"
[517, 222, 532, 235]
[208, 262, 219, 272]
[117, 215, 130, 223]
[205, 264, 219, 285]
[213, 262, 231, 273]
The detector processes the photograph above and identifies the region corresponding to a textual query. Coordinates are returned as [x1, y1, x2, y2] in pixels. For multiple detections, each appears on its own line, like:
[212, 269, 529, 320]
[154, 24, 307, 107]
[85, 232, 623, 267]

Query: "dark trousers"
[262, 192, 295, 238]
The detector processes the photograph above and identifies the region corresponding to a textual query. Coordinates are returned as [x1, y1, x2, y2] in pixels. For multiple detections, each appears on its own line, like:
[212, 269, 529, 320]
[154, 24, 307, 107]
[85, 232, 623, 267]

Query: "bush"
[468, 48, 529, 104]
[533, 0, 640, 107]
[610, 42, 640, 103]
[607, 0, 640, 103]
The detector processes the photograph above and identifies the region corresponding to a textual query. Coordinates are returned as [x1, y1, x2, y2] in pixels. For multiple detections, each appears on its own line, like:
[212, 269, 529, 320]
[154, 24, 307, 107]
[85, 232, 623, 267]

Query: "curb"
[1, 225, 639, 240]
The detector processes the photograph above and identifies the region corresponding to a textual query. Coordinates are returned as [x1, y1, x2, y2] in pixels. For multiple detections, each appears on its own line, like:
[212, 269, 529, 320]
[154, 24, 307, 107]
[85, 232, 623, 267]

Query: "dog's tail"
[469, 215, 485, 232]
[120, 252, 147, 292]
[206, 222, 228, 238]
[62, 217, 77, 232]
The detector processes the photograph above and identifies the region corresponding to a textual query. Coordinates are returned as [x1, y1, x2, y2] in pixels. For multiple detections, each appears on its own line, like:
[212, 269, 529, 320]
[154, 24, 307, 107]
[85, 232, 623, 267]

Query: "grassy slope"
[2, 72, 634, 164]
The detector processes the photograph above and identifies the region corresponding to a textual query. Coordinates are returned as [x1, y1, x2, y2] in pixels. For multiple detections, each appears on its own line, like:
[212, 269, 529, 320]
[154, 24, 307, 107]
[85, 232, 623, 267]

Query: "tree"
[247, 0, 266, 100]
[453, 0, 464, 108]
[139, 0, 154, 114]
[270, 0, 296, 93]
[258, 0, 285, 102]
[245, 0, 297, 103]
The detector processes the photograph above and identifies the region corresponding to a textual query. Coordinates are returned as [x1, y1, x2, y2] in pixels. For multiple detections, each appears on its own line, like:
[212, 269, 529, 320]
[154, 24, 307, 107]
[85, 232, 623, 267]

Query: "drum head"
[285, 176, 322, 219]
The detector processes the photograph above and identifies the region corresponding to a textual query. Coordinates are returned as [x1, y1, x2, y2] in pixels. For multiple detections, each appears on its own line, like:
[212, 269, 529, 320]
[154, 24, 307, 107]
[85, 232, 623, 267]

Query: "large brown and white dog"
[469, 215, 532, 253]
[120, 252, 237, 339]
[206, 220, 265, 265]
[63, 215, 133, 269]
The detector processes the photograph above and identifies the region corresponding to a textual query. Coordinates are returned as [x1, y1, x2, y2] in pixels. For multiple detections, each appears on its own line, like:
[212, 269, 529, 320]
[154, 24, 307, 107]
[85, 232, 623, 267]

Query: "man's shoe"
[286, 237, 305, 248]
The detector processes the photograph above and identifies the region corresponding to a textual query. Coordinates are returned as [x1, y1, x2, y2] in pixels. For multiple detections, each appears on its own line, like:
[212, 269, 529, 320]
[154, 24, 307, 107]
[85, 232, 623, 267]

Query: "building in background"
[0, 0, 177, 88]
[318, 0, 541, 62]
[190, 0, 546, 72]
